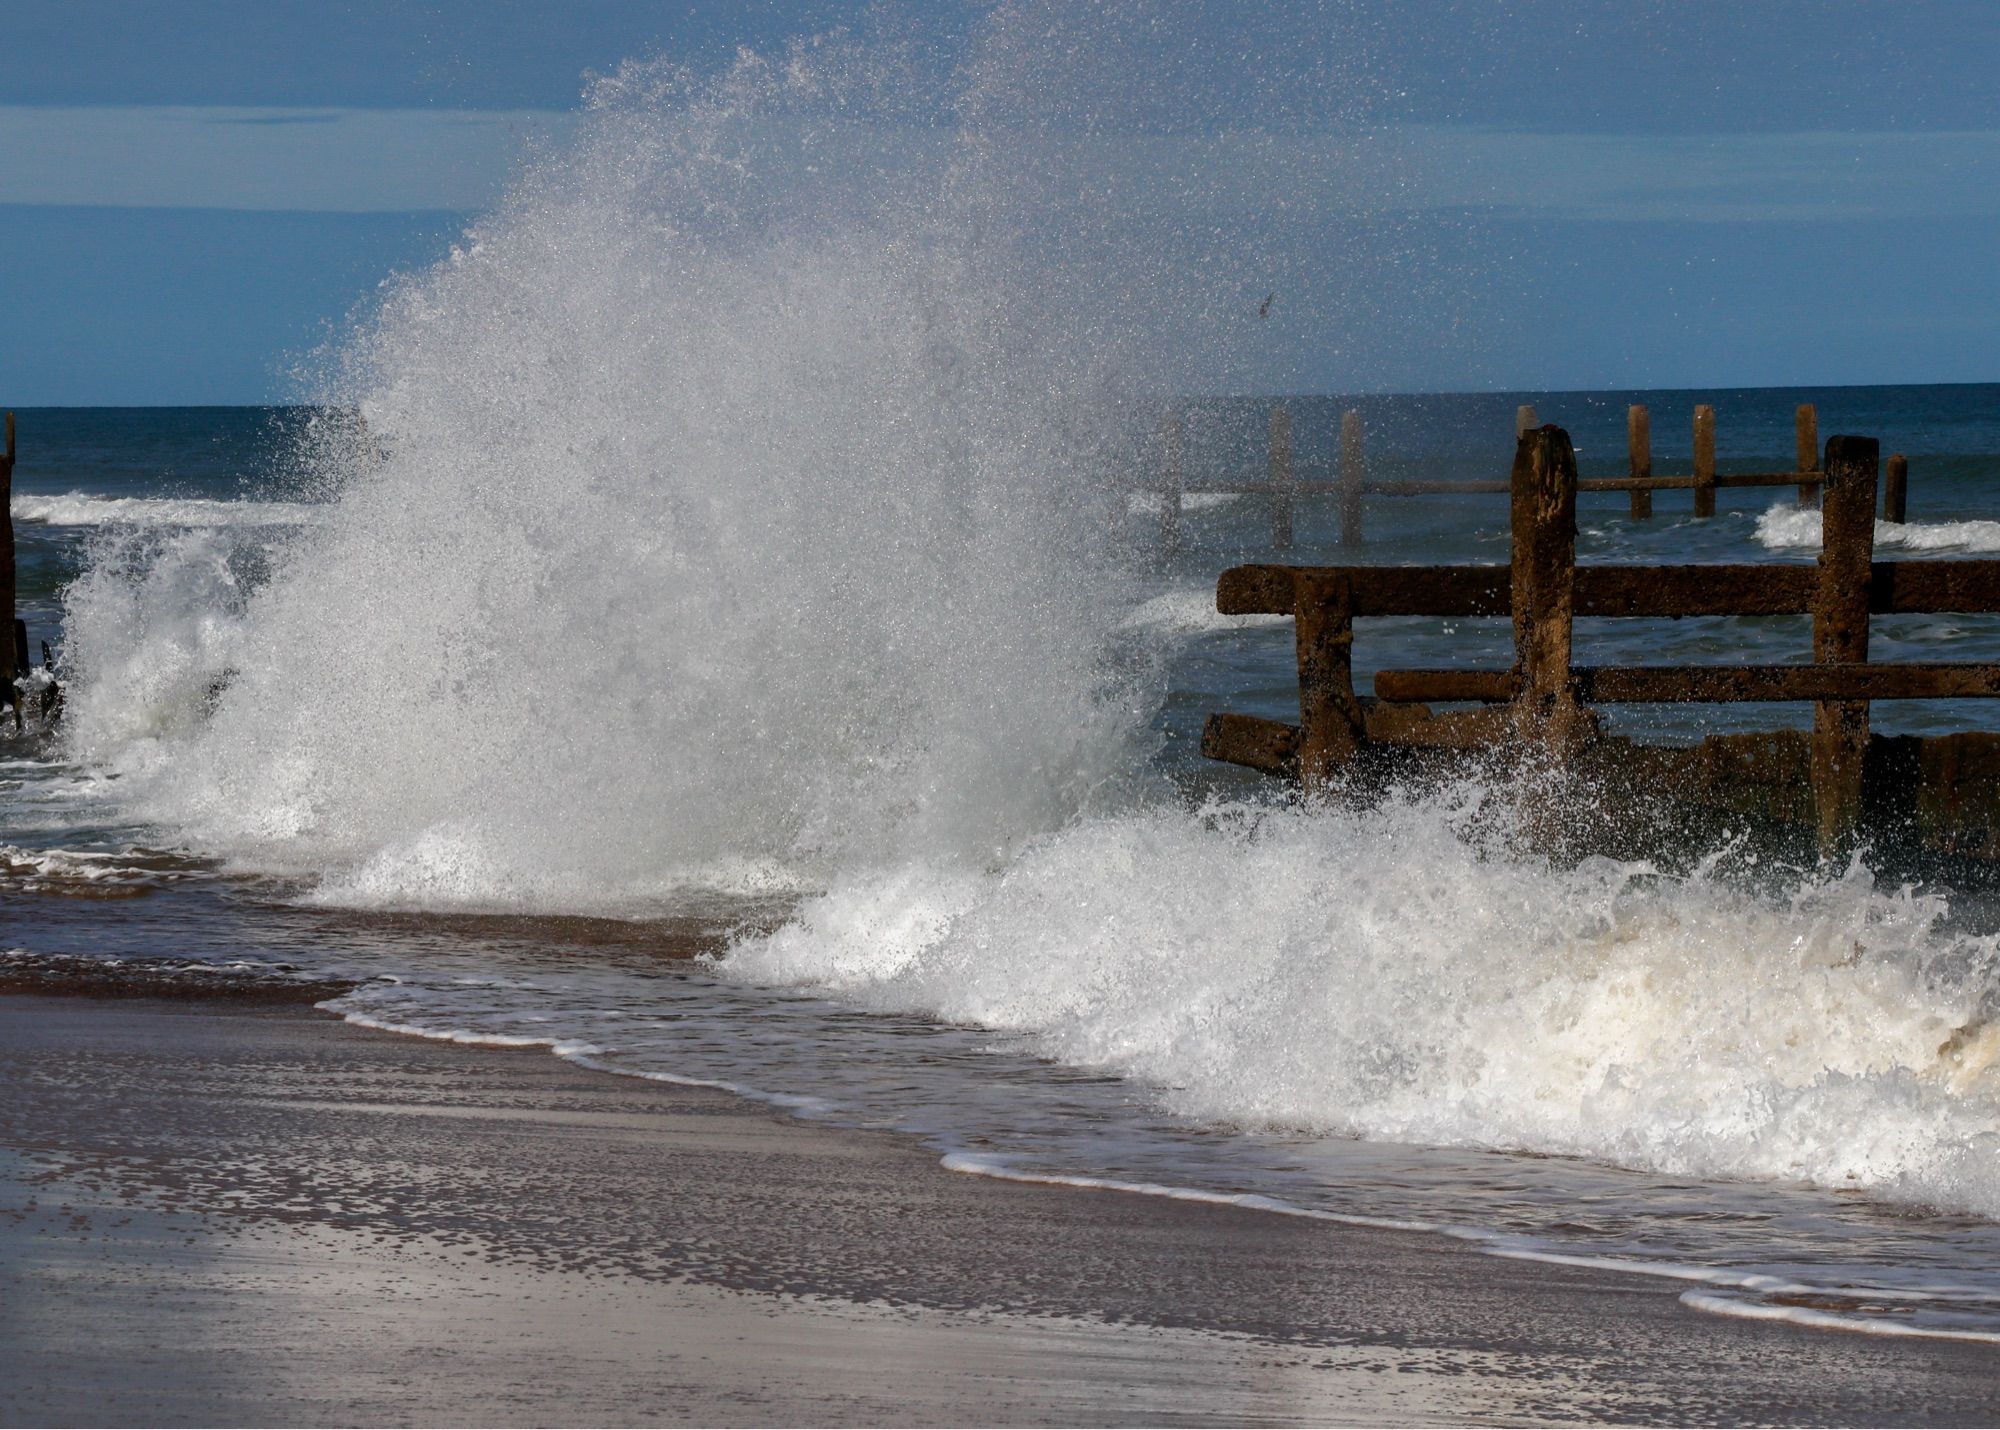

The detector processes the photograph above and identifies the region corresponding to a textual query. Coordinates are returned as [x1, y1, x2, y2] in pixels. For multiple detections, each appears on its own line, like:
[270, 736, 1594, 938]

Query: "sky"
[0, 0, 1994, 404]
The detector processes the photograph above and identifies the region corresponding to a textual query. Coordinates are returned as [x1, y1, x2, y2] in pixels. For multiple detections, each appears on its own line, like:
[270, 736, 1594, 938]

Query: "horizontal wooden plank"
[1216, 561, 2000, 619]
[1149, 471, 1822, 497]
[1374, 662, 2000, 704]
[1200, 712, 1296, 776]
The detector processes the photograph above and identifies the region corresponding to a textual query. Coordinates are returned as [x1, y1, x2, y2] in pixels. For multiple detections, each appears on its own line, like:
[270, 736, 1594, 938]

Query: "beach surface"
[3, 992, 1998, 1428]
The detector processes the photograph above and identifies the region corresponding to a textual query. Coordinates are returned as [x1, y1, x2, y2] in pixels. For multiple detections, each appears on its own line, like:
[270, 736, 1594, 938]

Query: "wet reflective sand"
[4, 994, 1998, 1427]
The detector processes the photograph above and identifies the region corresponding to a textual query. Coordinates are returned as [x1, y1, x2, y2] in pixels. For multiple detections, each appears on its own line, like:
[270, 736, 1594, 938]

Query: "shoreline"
[5, 993, 2000, 1426]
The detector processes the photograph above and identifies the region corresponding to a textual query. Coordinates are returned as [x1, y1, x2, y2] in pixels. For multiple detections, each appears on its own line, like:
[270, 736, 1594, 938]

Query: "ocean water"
[10, 10, 2000, 1350]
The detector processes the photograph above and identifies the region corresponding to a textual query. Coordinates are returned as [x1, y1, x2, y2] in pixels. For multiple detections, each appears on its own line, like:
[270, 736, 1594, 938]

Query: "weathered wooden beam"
[1216, 558, 2000, 620]
[1796, 404, 1819, 505]
[1692, 403, 1717, 517]
[1885, 453, 1909, 524]
[1581, 472, 1824, 492]
[1, 411, 15, 727]
[1627, 404, 1652, 520]
[1293, 571, 1364, 789]
[1339, 409, 1365, 546]
[1375, 661, 2000, 704]
[1515, 404, 1538, 438]
[1813, 435, 1879, 857]
[1164, 471, 1818, 499]
[1268, 405, 1294, 549]
[1511, 425, 1583, 750]
[1201, 711, 1298, 777]
[1157, 408, 1183, 564]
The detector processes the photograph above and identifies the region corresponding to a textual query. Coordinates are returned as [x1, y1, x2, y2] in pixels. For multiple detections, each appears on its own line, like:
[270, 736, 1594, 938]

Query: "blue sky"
[0, 1, 1993, 403]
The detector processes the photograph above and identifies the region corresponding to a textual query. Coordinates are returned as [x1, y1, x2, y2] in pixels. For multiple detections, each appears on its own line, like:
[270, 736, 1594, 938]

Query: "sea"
[8, 22, 2000, 1353]
[9, 385, 2000, 1349]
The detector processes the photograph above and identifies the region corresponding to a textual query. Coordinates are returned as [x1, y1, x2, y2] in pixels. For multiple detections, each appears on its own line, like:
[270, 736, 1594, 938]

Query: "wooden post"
[1795, 404, 1819, 505]
[1339, 409, 1365, 546]
[1692, 404, 1717, 518]
[1811, 435, 1879, 859]
[1515, 404, 1538, 439]
[1157, 408, 1184, 564]
[1269, 404, 1294, 549]
[1295, 570, 1364, 792]
[1, 412, 15, 729]
[1884, 453, 1909, 524]
[1627, 404, 1652, 520]
[1510, 424, 1583, 751]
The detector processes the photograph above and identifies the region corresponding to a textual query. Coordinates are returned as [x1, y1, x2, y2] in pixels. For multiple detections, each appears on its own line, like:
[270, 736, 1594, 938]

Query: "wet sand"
[3, 994, 1998, 1427]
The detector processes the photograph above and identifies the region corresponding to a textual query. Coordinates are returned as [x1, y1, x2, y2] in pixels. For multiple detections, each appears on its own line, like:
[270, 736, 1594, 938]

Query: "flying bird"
[1257, 293, 1275, 319]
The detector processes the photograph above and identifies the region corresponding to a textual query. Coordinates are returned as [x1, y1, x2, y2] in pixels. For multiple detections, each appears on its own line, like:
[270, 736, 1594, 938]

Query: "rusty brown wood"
[1268, 405, 1294, 549]
[1157, 409, 1183, 564]
[1201, 711, 1298, 777]
[1796, 404, 1819, 505]
[1812, 435, 1880, 857]
[1511, 426, 1583, 750]
[1, 411, 15, 724]
[1162, 471, 1817, 499]
[1885, 453, 1909, 524]
[1293, 571, 1364, 790]
[1340, 409, 1365, 546]
[1515, 404, 1538, 439]
[1375, 662, 2000, 705]
[1693, 404, 1717, 517]
[1581, 472, 1824, 492]
[1216, 558, 2000, 620]
[1628, 404, 1652, 520]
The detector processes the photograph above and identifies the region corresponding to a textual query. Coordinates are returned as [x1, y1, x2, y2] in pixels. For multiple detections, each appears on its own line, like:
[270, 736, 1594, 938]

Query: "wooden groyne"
[1, 412, 60, 732]
[1150, 402, 1914, 553]
[1201, 424, 2000, 860]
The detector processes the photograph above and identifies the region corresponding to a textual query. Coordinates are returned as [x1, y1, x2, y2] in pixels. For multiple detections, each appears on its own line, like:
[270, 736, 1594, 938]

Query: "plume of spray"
[50, 2, 2000, 1225]
[68, 5, 1372, 906]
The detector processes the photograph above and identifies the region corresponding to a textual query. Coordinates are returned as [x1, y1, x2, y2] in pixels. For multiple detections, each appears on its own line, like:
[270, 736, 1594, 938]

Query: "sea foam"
[723, 794, 2000, 1220]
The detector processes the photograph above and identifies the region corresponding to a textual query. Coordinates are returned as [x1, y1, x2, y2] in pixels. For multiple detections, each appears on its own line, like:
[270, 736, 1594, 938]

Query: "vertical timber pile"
[1796, 404, 1820, 505]
[1295, 570, 1363, 792]
[1514, 404, 1538, 439]
[1510, 425, 1583, 752]
[1884, 453, 1909, 524]
[1269, 404, 1294, 549]
[1157, 408, 1184, 563]
[1627, 404, 1652, 520]
[1, 412, 14, 729]
[1812, 435, 1880, 858]
[1692, 403, 1717, 518]
[1339, 409, 1365, 546]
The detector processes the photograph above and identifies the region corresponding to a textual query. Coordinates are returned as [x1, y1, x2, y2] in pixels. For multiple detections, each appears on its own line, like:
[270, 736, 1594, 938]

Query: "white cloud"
[0, 104, 1993, 224]
[0, 106, 572, 212]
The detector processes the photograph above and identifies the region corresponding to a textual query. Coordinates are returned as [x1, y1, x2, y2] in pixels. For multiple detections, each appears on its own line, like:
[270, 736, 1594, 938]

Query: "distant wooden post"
[1157, 409, 1184, 563]
[1795, 404, 1819, 505]
[1, 412, 15, 729]
[1811, 435, 1880, 859]
[1339, 409, 1365, 546]
[1269, 405, 1294, 549]
[1295, 570, 1364, 792]
[1884, 453, 1909, 524]
[1627, 404, 1652, 520]
[1510, 424, 1583, 751]
[1692, 404, 1717, 518]
[1515, 404, 1538, 439]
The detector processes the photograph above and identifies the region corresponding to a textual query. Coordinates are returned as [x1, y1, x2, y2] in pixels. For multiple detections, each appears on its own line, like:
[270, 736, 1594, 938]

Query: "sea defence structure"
[1202, 425, 2000, 860]
[0, 412, 59, 731]
[1151, 402, 1914, 556]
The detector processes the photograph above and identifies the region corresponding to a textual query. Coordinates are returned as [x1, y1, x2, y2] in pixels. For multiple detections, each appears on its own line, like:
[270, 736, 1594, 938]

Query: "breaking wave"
[1757, 503, 2000, 554]
[43, 0, 2000, 1300]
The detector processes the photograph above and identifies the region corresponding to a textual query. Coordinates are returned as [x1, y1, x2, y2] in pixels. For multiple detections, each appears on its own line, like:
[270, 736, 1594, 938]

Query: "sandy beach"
[1, 992, 1995, 1427]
